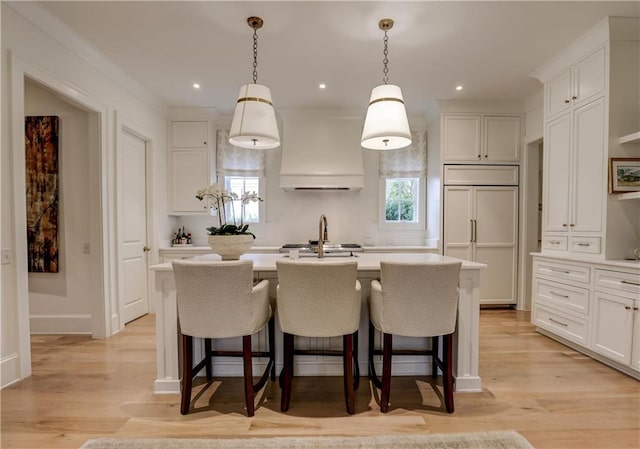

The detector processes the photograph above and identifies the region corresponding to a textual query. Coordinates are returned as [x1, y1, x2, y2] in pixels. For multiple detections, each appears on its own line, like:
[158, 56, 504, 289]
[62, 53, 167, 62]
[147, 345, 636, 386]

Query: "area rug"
[80, 430, 534, 449]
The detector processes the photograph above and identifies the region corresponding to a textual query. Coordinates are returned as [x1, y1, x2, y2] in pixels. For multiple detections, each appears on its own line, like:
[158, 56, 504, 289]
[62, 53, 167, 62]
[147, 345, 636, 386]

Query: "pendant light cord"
[252, 27, 259, 84]
[382, 30, 389, 85]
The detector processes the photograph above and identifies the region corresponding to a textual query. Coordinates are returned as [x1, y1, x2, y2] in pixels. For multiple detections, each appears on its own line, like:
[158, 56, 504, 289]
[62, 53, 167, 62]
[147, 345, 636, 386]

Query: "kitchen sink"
[280, 242, 362, 257]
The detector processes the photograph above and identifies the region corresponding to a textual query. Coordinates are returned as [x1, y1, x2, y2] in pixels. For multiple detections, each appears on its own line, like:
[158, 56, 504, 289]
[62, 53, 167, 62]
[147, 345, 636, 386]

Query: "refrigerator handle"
[470, 219, 474, 243]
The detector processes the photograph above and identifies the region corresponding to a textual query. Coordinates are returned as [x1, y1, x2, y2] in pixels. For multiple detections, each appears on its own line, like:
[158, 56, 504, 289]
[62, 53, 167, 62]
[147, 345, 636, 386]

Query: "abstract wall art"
[25, 116, 60, 273]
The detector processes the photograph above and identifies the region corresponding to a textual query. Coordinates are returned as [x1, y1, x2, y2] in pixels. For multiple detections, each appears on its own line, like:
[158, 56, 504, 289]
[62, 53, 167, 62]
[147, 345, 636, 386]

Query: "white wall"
[174, 114, 433, 248]
[1, 3, 169, 387]
[24, 80, 98, 333]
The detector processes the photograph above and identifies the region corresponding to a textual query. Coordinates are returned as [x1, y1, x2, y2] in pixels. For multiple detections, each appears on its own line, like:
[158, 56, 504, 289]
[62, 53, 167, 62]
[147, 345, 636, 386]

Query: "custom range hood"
[280, 116, 364, 191]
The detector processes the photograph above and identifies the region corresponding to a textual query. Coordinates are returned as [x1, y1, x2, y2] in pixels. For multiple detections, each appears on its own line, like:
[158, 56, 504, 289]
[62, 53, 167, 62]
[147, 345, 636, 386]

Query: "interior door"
[120, 130, 149, 323]
[443, 186, 473, 261]
[474, 186, 518, 304]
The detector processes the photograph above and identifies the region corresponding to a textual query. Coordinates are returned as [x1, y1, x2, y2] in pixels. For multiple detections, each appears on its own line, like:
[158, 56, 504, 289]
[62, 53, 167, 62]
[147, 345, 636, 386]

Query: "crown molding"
[6, 2, 169, 115]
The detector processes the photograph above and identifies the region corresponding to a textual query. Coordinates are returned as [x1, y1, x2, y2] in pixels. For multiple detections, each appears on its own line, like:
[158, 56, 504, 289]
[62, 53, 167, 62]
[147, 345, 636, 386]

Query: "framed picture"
[609, 158, 640, 194]
[25, 116, 60, 273]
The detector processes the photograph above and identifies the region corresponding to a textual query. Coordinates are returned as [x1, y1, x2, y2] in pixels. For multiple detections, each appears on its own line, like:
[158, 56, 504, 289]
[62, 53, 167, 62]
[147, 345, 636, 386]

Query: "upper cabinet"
[533, 17, 640, 260]
[545, 47, 606, 120]
[168, 120, 212, 215]
[442, 113, 521, 163]
[171, 121, 208, 148]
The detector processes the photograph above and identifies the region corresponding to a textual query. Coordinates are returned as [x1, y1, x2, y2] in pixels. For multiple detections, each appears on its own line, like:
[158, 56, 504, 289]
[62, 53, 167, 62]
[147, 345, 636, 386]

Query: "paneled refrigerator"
[443, 165, 519, 305]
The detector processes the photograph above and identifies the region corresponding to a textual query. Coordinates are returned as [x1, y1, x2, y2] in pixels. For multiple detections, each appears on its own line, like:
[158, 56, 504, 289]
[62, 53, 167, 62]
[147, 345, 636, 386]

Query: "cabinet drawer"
[533, 278, 589, 314]
[542, 235, 568, 251]
[162, 253, 197, 263]
[533, 259, 590, 284]
[595, 269, 640, 295]
[569, 237, 601, 254]
[533, 304, 589, 346]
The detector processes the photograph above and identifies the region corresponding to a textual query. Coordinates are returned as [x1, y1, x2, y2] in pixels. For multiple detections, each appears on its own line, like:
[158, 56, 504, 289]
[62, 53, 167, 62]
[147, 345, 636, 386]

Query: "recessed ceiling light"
[193, 83, 201, 89]
[319, 83, 326, 89]
[455, 85, 463, 91]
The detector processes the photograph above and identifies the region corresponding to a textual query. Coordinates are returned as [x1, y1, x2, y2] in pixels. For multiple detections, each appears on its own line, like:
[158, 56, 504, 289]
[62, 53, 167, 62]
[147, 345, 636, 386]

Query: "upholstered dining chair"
[275, 259, 361, 414]
[172, 259, 275, 416]
[368, 261, 461, 413]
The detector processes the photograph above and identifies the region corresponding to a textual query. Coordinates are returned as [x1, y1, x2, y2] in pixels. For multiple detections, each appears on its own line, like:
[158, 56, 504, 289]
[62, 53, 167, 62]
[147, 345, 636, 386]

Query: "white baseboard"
[1, 353, 21, 389]
[29, 314, 92, 334]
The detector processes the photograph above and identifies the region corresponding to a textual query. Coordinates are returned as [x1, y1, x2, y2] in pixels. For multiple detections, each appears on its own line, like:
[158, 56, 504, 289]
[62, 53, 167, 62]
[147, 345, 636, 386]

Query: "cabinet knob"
[572, 96, 577, 100]
[484, 154, 488, 158]
[562, 223, 568, 227]
[203, 141, 207, 145]
[477, 154, 481, 159]
[570, 223, 575, 227]
[564, 99, 570, 104]
[625, 306, 632, 310]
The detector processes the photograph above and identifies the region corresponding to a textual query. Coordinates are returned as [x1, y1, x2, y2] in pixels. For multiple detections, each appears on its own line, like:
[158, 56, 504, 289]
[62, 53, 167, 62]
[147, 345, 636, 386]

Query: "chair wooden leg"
[343, 334, 355, 415]
[242, 335, 255, 417]
[352, 330, 360, 391]
[204, 338, 213, 381]
[268, 315, 276, 381]
[180, 335, 193, 415]
[443, 333, 455, 413]
[431, 336, 439, 379]
[368, 320, 375, 380]
[380, 333, 393, 413]
[280, 333, 294, 412]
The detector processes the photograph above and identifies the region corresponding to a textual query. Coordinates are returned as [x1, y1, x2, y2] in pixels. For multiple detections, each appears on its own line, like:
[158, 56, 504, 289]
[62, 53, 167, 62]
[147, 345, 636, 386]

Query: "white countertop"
[150, 252, 485, 272]
[159, 245, 439, 253]
[531, 252, 640, 270]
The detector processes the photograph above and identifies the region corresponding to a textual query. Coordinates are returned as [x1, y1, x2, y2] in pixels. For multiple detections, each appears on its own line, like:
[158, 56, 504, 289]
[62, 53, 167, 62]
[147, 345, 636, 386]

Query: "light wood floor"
[1, 310, 639, 449]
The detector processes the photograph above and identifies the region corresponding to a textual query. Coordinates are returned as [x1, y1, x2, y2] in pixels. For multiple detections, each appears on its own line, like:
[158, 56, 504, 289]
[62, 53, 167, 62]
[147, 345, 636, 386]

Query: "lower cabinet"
[591, 291, 635, 364]
[531, 255, 640, 378]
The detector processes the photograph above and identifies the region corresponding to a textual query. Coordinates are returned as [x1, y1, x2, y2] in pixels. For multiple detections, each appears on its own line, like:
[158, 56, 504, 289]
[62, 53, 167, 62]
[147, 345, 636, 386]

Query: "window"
[377, 130, 427, 230]
[224, 176, 261, 224]
[384, 178, 419, 223]
[379, 177, 425, 230]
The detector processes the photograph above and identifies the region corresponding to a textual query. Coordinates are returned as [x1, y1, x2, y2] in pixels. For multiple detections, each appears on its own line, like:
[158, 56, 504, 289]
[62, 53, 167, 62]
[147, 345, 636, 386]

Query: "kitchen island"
[150, 252, 486, 395]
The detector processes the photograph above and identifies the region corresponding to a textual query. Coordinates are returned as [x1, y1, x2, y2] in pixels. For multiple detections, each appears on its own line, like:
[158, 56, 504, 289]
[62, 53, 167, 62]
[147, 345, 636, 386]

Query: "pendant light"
[361, 18, 412, 150]
[229, 16, 280, 149]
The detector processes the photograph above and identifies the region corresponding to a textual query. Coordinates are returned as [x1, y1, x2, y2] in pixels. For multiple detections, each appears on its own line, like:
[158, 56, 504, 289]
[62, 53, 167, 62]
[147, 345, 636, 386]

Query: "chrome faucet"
[318, 214, 328, 258]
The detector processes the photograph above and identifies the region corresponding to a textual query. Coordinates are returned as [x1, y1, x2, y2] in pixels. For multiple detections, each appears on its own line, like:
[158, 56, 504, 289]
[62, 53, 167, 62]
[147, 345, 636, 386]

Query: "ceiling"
[36, 1, 640, 115]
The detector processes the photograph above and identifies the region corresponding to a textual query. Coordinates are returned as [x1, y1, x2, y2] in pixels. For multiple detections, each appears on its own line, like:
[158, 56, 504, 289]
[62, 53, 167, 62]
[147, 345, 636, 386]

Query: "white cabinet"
[531, 254, 640, 379]
[534, 18, 640, 259]
[545, 47, 606, 120]
[531, 257, 591, 346]
[168, 121, 212, 215]
[171, 121, 208, 148]
[542, 95, 606, 255]
[444, 184, 518, 304]
[591, 268, 640, 367]
[441, 114, 520, 163]
[591, 291, 634, 364]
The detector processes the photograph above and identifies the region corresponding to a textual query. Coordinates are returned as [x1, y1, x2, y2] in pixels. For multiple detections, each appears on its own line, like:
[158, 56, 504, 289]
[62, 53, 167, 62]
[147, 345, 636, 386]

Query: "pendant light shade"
[229, 16, 280, 150]
[361, 18, 411, 151]
[229, 83, 280, 149]
[361, 84, 411, 150]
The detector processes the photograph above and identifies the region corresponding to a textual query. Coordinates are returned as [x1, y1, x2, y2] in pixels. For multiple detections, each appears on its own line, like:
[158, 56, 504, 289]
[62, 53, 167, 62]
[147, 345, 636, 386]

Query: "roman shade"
[379, 130, 427, 177]
[216, 129, 266, 177]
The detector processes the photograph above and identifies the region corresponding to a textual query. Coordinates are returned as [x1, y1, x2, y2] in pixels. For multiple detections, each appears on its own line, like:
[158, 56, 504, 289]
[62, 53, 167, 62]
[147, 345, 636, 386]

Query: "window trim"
[378, 177, 426, 231]
[222, 175, 265, 226]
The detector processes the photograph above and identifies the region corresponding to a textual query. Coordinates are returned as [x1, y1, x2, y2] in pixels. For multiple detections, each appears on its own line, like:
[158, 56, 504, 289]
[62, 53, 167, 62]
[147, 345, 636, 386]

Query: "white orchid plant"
[195, 183, 263, 238]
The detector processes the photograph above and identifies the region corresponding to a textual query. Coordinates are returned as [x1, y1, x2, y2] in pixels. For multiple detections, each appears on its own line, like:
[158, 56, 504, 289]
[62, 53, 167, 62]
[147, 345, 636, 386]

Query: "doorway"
[24, 79, 103, 334]
[519, 138, 543, 311]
